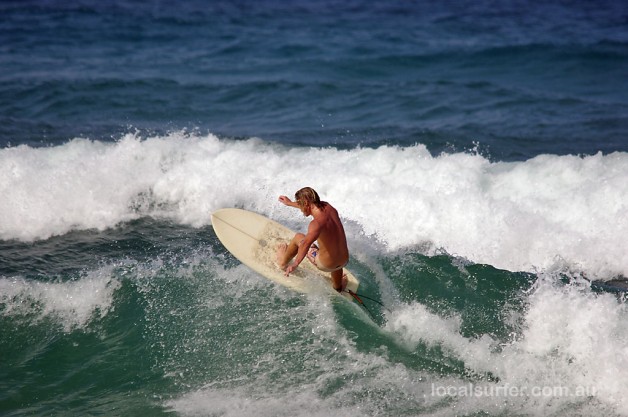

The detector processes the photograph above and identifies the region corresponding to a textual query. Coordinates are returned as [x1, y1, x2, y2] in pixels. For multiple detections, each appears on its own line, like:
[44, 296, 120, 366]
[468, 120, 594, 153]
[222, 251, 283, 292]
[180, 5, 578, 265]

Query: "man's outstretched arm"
[278, 195, 299, 208]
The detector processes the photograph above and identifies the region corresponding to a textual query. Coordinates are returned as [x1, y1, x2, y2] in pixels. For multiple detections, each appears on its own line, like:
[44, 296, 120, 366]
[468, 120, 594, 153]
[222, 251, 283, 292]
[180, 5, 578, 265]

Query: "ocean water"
[1, 1, 628, 416]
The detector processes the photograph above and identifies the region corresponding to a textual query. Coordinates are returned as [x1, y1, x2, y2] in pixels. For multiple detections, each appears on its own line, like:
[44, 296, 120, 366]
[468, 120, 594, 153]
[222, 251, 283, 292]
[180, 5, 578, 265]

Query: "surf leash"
[343, 289, 387, 321]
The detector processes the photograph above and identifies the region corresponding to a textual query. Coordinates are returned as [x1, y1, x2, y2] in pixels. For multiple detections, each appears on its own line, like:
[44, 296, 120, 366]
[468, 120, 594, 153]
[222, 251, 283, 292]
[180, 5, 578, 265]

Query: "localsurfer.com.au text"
[431, 383, 597, 398]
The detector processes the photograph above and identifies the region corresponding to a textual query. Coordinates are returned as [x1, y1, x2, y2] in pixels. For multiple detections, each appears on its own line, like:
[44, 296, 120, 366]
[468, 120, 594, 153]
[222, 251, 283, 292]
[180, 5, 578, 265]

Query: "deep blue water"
[2, 1, 628, 416]
[2, 0, 627, 159]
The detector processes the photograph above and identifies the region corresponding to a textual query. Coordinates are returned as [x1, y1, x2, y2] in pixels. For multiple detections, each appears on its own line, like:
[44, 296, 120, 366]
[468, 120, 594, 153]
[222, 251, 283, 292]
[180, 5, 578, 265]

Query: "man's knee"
[292, 233, 305, 245]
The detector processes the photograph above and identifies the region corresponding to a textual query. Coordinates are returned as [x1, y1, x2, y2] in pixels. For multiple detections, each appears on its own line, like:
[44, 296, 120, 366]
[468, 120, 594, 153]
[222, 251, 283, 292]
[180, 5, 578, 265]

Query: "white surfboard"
[211, 208, 359, 299]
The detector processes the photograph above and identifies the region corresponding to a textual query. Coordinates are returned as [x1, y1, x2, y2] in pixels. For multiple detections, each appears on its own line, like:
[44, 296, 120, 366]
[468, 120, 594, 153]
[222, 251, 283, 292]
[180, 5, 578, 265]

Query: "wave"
[1, 230, 627, 415]
[0, 268, 120, 332]
[1, 132, 627, 278]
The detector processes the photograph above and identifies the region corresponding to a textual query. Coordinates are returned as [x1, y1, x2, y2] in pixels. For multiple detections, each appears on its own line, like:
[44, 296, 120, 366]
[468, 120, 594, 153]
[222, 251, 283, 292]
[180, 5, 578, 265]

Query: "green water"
[0, 220, 621, 416]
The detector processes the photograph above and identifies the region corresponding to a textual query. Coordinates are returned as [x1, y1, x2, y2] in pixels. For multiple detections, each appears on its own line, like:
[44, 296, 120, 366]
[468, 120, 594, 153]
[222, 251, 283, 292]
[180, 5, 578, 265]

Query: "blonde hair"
[295, 187, 324, 209]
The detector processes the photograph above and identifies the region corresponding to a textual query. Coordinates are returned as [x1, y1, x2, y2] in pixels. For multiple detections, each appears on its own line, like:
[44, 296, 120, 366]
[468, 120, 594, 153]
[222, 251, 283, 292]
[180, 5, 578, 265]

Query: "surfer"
[276, 187, 349, 292]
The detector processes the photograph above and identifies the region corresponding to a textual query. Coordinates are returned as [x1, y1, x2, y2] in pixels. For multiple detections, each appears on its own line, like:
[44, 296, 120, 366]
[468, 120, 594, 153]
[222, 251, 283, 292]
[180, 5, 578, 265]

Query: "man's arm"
[285, 220, 321, 275]
[278, 195, 299, 208]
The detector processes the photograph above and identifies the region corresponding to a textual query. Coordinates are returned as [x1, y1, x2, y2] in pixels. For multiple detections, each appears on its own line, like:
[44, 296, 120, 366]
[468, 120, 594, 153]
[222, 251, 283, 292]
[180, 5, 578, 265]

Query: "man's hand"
[284, 263, 297, 276]
[278, 195, 293, 206]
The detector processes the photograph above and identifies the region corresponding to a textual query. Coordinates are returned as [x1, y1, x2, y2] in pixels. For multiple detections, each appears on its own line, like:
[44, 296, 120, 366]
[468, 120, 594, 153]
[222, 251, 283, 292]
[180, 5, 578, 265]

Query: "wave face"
[1, 233, 627, 416]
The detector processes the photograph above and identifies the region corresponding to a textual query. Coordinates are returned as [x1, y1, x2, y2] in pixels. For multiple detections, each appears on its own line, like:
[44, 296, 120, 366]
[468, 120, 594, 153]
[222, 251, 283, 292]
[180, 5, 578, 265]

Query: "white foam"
[515, 277, 628, 414]
[384, 276, 628, 415]
[1, 133, 627, 277]
[385, 302, 496, 371]
[0, 268, 120, 332]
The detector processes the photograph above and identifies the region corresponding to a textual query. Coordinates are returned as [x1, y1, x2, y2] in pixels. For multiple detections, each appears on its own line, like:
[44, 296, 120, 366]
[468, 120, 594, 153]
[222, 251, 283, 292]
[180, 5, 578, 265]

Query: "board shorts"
[306, 243, 347, 273]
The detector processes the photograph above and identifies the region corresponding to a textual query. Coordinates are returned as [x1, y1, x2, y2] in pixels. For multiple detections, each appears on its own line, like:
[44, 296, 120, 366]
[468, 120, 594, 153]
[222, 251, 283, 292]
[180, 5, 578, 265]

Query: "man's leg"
[331, 268, 347, 293]
[277, 233, 304, 268]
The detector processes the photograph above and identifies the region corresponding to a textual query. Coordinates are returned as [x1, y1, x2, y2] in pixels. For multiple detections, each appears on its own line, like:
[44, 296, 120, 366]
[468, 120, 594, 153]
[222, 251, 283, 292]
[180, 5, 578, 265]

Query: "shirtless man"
[276, 187, 349, 292]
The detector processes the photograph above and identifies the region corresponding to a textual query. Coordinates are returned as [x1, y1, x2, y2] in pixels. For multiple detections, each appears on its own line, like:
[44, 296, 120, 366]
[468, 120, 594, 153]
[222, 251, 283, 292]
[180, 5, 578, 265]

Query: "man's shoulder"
[309, 216, 324, 230]
[323, 203, 340, 219]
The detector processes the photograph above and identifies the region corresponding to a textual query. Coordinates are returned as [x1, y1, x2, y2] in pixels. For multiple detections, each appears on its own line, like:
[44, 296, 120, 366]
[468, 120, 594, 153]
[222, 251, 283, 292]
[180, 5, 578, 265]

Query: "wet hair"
[295, 187, 325, 209]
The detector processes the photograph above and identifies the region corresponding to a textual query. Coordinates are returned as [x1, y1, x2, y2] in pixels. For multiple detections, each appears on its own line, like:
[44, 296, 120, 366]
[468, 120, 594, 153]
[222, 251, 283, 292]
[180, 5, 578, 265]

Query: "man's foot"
[276, 243, 288, 269]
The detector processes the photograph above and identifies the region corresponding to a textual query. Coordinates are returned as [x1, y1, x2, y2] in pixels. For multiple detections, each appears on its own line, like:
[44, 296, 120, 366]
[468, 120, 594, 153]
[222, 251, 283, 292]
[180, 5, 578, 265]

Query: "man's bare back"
[308, 203, 349, 269]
